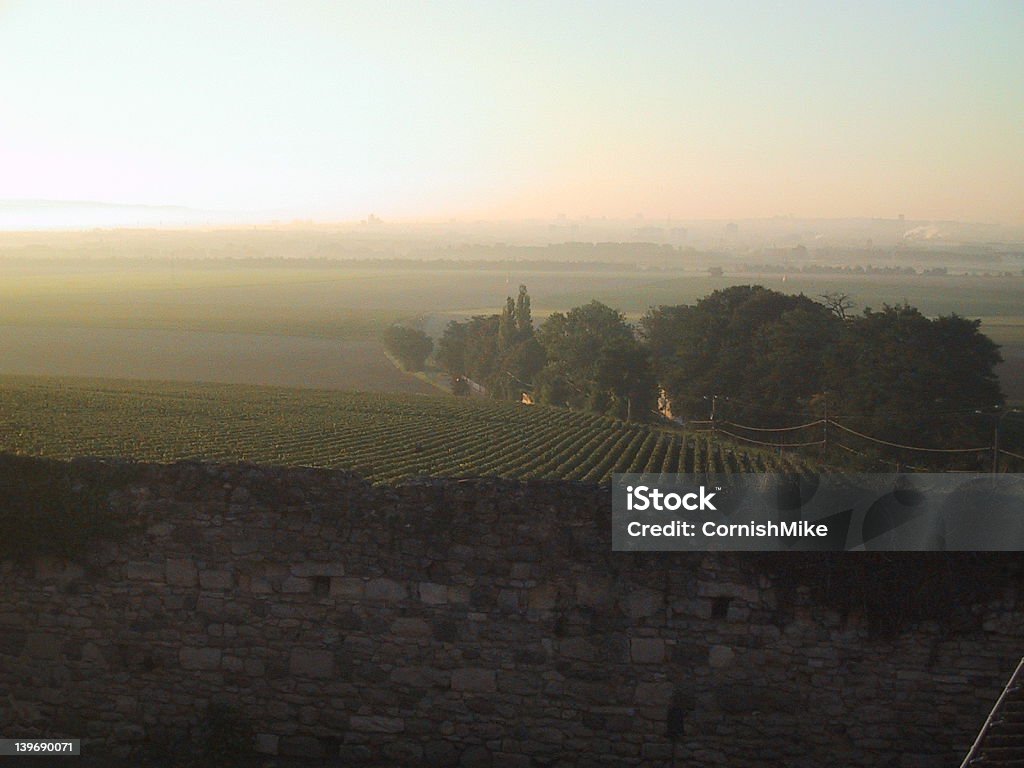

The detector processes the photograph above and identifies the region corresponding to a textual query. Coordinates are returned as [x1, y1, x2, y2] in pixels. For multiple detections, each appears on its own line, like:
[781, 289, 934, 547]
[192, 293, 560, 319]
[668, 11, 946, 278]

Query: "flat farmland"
[3, 259, 1022, 338]
[0, 326, 437, 395]
[1, 256, 1020, 401]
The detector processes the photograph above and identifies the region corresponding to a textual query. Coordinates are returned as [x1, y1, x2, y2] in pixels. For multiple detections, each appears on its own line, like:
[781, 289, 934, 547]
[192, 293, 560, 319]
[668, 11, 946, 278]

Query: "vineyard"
[0, 376, 818, 484]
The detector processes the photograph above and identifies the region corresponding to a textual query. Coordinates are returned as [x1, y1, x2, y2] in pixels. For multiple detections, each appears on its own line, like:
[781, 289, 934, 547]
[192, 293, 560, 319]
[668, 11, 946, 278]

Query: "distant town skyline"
[1, 1, 1021, 224]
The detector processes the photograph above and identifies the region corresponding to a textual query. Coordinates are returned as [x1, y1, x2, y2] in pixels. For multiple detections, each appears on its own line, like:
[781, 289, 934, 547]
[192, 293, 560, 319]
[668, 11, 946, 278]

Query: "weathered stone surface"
[452, 668, 497, 693]
[25, 633, 62, 659]
[290, 563, 345, 577]
[559, 637, 596, 661]
[279, 735, 323, 757]
[527, 584, 557, 611]
[289, 648, 334, 678]
[419, 582, 448, 604]
[0, 457, 1019, 768]
[179, 647, 221, 670]
[630, 638, 665, 664]
[124, 562, 163, 581]
[708, 645, 735, 669]
[392, 617, 431, 637]
[329, 577, 364, 599]
[460, 745, 493, 767]
[635, 681, 675, 705]
[628, 588, 663, 619]
[281, 576, 312, 593]
[350, 715, 405, 733]
[255, 733, 279, 755]
[198, 570, 233, 590]
[165, 558, 197, 587]
[365, 578, 407, 601]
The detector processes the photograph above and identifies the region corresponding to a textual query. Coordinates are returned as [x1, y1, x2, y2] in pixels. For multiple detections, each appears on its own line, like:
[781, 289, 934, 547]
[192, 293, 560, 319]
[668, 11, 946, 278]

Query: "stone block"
[255, 733, 278, 755]
[627, 589, 663, 619]
[452, 668, 497, 693]
[249, 577, 273, 594]
[425, 741, 459, 764]
[392, 618, 432, 637]
[350, 715, 405, 733]
[279, 736, 323, 758]
[576, 577, 613, 607]
[527, 584, 557, 611]
[179, 647, 221, 670]
[124, 561, 163, 581]
[366, 578, 407, 601]
[281, 576, 312, 593]
[290, 563, 345, 577]
[199, 570, 233, 590]
[630, 638, 665, 664]
[290, 648, 334, 678]
[390, 667, 440, 688]
[330, 577, 364, 599]
[708, 645, 735, 668]
[697, 581, 758, 603]
[510, 562, 533, 580]
[419, 582, 448, 604]
[493, 754, 532, 768]
[635, 681, 675, 705]
[146, 522, 174, 538]
[165, 558, 197, 587]
[559, 637, 596, 661]
[460, 745, 493, 767]
[25, 633, 62, 660]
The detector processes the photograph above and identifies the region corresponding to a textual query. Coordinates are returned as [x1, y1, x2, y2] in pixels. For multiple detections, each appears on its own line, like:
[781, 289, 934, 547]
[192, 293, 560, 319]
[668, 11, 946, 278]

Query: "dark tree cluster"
[434, 283, 1005, 447]
[436, 287, 656, 420]
[642, 286, 838, 425]
[825, 303, 1003, 447]
[382, 325, 433, 372]
[643, 285, 1004, 450]
[436, 285, 546, 400]
[535, 301, 655, 420]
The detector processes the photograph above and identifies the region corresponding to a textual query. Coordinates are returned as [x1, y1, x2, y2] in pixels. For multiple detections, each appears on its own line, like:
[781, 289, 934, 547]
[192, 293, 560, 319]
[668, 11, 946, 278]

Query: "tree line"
[435, 285, 654, 420]
[390, 284, 1005, 454]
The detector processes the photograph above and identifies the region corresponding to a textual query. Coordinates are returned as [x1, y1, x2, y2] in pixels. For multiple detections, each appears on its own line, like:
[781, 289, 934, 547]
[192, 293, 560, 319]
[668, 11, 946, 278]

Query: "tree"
[537, 301, 656, 420]
[435, 320, 468, 375]
[498, 296, 517, 352]
[594, 338, 658, 421]
[382, 325, 433, 372]
[825, 305, 1003, 451]
[641, 286, 839, 424]
[435, 287, 544, 401]
[515, 284, 532, 336]
[819, 292, 854, 320]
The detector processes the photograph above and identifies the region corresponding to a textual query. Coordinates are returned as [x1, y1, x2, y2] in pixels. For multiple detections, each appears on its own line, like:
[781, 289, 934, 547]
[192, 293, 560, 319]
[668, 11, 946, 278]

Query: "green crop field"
[0, 375, 809, 484]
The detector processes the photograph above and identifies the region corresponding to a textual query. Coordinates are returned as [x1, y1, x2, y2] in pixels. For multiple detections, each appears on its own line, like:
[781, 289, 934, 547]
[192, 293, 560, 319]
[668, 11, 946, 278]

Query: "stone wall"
[1, 458, 1022, 767]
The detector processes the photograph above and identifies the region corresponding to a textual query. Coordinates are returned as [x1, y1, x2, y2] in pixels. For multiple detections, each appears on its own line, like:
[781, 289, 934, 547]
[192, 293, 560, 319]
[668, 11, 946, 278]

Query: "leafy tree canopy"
[382, 325, 433, 372]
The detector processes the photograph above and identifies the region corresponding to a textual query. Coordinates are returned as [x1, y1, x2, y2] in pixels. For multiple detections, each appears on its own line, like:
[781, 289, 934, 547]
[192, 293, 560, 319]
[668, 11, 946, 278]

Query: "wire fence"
[687, 408, 1021, 470]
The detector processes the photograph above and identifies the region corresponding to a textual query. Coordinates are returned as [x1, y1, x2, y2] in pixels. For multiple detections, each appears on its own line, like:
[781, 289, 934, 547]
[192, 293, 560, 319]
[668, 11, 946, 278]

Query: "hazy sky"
[1, 1, 1021, 222]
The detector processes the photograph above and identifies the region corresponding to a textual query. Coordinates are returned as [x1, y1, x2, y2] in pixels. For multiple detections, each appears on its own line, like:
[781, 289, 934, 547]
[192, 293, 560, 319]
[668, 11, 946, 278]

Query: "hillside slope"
[0, 375, 812, 483]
